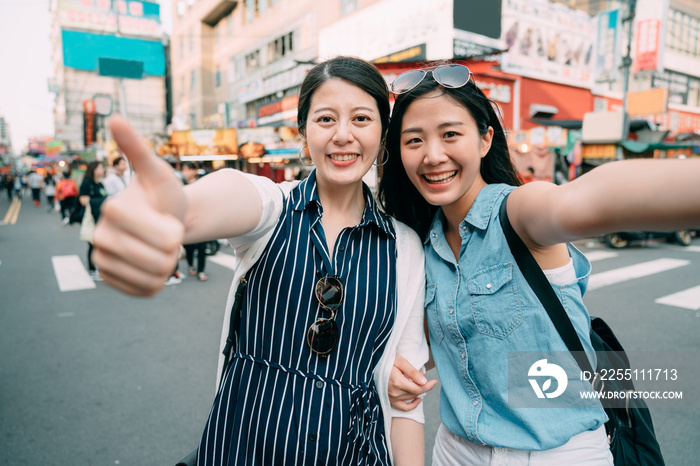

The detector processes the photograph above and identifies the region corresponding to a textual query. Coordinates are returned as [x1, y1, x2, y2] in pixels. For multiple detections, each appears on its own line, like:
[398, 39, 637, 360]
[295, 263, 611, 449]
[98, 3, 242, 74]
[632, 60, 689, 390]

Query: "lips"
[423, 171, 457, 184]
[329, 153, 360, 162]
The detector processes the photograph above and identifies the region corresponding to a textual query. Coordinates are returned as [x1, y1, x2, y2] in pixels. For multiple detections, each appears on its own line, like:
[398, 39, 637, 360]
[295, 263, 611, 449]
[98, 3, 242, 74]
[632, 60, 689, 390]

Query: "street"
[1, 192, 699, 466]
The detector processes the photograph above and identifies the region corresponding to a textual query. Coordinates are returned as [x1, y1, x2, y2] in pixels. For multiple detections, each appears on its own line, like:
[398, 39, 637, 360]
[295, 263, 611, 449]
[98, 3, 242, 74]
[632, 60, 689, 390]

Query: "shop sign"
[453, 39, 501, 59]
[57, 0, 162, 38]
[169, 129, 238, 158]
[500, 0, 595, 89]
[372, 45, 427, 64]
[594, 9, 622, 83]
[652, 71, 690, 106]
[508, 126, 568, 148]
[256, 96, 299, 126]
[474, 79, 511, 104]
[581, 143, 616, 160]
[633, 0, 669, 73]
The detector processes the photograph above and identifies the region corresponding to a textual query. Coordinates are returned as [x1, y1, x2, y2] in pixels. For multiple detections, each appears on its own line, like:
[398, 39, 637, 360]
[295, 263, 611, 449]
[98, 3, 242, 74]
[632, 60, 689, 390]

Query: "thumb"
[108, 115, 185, 219]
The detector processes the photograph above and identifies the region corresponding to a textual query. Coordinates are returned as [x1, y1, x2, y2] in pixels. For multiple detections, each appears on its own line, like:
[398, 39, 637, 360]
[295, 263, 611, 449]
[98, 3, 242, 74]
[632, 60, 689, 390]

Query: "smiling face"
[304, 78, 383, 190]
[399, 91, 493, 217]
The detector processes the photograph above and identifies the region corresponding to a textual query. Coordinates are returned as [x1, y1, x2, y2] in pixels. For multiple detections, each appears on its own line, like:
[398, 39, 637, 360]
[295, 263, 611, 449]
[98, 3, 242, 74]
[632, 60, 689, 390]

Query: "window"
[189, 28, 194, 52]
[177, 0, 185, 16]
[190, 70, 196, 93]
[245, 50, 260, 71]
[245, 0, 259, 23]
[215, 24, 221, 45]
[181, 76, 186, 97]
[179, 38, 184, 59]
[215, 65, 222, 87]
[267, 32, 293, 63]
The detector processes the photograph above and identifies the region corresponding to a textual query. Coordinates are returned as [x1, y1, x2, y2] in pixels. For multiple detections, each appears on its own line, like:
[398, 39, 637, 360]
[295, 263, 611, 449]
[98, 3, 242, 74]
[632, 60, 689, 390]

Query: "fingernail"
[418, 375, 427, 384]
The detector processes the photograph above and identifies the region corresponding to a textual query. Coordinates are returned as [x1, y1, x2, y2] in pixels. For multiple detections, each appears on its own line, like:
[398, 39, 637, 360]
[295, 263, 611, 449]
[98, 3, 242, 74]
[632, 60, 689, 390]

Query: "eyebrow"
[311, 106, 376, 114]
[402, 121, 464, 134]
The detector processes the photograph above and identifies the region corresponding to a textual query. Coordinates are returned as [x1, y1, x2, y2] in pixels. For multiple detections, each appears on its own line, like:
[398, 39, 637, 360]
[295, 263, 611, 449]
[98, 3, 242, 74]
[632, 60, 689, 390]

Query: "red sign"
[83, 99, 96, 114]
[634, 19, 661, 72]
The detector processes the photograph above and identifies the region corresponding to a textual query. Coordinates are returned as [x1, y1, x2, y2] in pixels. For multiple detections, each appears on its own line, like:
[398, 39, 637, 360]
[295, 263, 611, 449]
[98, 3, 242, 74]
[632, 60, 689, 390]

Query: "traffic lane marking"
[52, 255, 96, 292]
[655, 285, 700, 311]
[583, 250, 618, 262]
[588, 258, 691, 291]
[2, 198, 21, 225]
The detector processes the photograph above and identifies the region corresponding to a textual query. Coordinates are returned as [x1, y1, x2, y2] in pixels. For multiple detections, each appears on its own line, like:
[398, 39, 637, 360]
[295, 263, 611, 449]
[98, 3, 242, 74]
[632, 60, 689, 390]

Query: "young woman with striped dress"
[92, 56, 433, 465]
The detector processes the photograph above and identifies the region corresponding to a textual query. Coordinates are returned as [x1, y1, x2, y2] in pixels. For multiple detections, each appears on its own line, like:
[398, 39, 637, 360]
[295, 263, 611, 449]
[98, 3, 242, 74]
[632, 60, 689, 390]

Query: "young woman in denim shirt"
[379, 64, 700, 465]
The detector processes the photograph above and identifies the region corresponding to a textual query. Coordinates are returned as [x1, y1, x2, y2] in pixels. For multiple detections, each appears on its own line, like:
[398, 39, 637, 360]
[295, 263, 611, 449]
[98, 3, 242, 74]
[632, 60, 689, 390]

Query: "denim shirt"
[425, 184, 607, 450]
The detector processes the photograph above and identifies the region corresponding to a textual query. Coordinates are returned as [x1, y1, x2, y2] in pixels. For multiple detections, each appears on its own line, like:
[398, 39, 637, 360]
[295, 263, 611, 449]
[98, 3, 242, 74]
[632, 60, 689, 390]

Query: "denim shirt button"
[486, 283, 492, 289]
[494, 447, 506, 455]
[472, 400, 478, 406]
[449, 308, 454, 315]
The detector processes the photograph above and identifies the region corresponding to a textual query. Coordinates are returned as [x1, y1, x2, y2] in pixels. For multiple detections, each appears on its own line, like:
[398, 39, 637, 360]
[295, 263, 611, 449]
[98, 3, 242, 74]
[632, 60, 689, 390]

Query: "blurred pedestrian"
[56, 172, 80, 225]
[3, 173, 13, 201]
[26, 170, 44, 206]
[181, 162, 208, 281]
[44, 174, 57, 212]
[79, 161, 107, 280]
[103, 156, 130, 197]
[13, 173, 24, 199]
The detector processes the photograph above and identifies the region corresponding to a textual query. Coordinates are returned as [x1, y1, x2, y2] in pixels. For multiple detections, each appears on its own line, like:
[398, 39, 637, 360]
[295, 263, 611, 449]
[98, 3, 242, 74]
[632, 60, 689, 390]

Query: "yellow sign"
[626, 88, 668, 116]
[581, 144, 617, 159]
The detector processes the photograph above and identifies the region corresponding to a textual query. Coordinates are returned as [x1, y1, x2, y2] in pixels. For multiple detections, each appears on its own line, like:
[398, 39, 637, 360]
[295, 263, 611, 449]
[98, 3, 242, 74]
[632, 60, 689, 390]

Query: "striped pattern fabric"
[197, 172, 397, 466]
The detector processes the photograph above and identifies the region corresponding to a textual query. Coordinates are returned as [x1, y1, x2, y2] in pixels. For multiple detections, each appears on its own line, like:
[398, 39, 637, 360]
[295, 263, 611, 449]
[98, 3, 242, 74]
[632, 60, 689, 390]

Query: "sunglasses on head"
[307, 274, 344, 356]
[389, 64, 474, 95]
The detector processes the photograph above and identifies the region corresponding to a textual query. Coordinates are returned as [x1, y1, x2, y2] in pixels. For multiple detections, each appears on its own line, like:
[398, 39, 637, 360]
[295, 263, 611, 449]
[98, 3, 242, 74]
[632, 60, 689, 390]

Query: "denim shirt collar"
[424, 184, 511, 246]
[291, 169, 395, 239]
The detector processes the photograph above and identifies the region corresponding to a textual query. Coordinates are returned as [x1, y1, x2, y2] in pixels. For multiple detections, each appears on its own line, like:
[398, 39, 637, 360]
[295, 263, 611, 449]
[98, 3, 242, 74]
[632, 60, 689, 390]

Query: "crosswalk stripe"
[655, 286, 700, 311]
[667, 245, 700, 254]
[52, 255, 96, 292]
[208, 252, 238, 270]
[588, 258, 690, 291]
[584, 250, 619, 262]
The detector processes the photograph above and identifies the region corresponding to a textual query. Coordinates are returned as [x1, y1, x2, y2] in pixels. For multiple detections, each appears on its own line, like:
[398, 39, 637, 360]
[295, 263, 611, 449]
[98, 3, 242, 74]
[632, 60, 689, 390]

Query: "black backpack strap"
[498, 193, 595, 375]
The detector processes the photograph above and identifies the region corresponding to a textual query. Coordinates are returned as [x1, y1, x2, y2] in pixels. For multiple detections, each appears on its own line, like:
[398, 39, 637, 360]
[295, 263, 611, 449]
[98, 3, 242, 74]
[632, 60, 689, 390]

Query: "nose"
[332, 120, 355, 144]
[423, 140, 448, 165]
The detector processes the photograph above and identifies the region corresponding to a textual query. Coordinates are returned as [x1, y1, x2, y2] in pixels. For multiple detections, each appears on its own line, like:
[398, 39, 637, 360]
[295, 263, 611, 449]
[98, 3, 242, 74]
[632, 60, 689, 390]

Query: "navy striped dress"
[197, 172, 397, 466]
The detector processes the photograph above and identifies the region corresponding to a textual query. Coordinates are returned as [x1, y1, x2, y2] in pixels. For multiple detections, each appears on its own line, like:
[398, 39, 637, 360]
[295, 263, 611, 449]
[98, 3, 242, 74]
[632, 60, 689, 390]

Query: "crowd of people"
[2, 157, 210, 286]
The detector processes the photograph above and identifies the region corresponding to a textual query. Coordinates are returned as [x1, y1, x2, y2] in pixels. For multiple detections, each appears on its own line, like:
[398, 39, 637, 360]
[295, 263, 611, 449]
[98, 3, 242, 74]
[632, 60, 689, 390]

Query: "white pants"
[432, 424, 614, 466]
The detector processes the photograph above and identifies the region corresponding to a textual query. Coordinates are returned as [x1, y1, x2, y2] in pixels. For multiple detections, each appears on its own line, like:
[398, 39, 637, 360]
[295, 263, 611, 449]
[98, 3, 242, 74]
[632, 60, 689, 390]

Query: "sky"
[0, 0, 171, 153]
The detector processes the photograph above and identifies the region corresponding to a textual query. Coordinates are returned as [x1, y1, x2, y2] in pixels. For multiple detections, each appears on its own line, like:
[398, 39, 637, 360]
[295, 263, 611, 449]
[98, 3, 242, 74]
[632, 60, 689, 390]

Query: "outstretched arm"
[509, 158, 700, 250]
[92, 116, 263, 296]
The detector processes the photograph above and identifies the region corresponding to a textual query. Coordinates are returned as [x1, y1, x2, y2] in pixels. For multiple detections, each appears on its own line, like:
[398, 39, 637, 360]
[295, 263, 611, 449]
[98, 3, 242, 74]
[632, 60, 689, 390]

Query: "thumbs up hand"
[92, 115, 186, 296]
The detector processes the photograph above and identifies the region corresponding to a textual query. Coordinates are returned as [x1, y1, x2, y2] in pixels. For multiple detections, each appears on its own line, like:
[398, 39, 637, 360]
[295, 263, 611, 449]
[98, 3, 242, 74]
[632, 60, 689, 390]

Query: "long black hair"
[297, 56, 390, 138]
[378, 75, 520, 240]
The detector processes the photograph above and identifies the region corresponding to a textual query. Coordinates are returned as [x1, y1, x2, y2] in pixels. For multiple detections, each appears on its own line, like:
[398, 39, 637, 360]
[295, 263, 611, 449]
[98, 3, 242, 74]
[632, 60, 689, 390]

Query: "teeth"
[424, 171, 457, 183]
[329, 154, 359, 162]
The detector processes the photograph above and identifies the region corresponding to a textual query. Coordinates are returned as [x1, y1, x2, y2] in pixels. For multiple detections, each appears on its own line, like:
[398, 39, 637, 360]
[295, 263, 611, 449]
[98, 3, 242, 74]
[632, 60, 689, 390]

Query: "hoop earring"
[373, 146, 389, 167]
[299, 146, 314, 167]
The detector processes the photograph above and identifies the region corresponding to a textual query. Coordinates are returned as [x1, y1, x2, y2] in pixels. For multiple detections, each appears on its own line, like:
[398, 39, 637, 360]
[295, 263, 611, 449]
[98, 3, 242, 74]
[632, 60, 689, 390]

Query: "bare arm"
[391, 418, 425, 466]
[509, 158, 700, 250]
[181, 169, 262, 244]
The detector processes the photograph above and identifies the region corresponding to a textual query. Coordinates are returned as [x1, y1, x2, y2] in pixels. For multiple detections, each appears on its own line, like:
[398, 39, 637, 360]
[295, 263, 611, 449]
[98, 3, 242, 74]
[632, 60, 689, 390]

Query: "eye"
[317, 116, 333, 123]
[443, 131, 459, 139]
[404, 137, 422, 145]
[355, 115, 371, 122]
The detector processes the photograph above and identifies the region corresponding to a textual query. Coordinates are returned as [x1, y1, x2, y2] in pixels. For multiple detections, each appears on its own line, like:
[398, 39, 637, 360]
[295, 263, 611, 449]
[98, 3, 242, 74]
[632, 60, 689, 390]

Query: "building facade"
[49, 0, 168, 155]
[168, 0, 699, 179]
